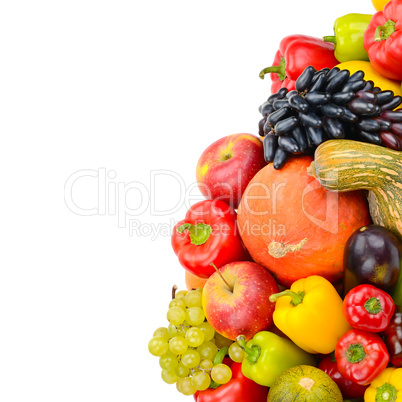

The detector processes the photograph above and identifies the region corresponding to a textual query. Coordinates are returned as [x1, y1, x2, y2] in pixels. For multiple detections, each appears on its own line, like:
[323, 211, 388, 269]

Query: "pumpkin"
[237, 155, 371, 287]
[308, 139, 402, 241]
[267, 365, 343, 401]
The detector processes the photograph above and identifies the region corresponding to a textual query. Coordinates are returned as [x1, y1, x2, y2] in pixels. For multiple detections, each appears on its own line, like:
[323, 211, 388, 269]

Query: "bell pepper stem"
[323, 35, 337, 45]
[269, 290, 305, 306]
[259, 57, 286, 81]
[364, 297, 383, 314]
[236, 335, 261, 365]
[346, 343, 366, 363]
[376, 382, 398, 401]
[213, 345, 229, 365]
[375, 19, 396, 42]
[176, 222, 212, 245]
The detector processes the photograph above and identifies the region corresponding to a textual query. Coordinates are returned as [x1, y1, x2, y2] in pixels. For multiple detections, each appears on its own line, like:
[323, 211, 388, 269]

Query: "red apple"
[196, 133, 266, 209]
[202, 261, 279, 341]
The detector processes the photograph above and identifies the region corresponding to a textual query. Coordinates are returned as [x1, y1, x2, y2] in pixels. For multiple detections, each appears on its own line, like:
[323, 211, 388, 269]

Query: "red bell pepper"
[382, 305, 402, 367]
[363, 0, 402, 81]
[193, 362, 268, 402]
[171, 200, 250, 279]
[335, 329, 389, 385]
[259, 34, 338, 93]
[342, 284, 395, 333]
[318, 354, 369, 399]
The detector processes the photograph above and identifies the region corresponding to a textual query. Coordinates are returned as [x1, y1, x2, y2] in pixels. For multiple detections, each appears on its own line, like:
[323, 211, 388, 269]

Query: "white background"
[0, 0, 376, 401]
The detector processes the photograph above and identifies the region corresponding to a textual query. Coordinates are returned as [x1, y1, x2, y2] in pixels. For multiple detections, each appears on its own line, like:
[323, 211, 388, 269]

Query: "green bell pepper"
[323, 13, 372, 62]
[236, 331, 316, 387]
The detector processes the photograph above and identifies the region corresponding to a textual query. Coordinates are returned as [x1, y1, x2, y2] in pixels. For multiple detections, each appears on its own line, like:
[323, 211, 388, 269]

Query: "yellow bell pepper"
[371, 0, 390, 11]
[364, 367, 402, 401]
[336, 60, 402, 96]
[269, 275, 351, 354]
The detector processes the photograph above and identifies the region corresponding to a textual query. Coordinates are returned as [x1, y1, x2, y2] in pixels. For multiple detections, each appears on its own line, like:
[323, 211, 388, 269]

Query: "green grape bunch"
[147, 287, 245, 396]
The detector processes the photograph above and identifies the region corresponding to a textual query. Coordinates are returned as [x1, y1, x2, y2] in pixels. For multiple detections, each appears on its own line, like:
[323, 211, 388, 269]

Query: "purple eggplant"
[343, 225, 402, 301]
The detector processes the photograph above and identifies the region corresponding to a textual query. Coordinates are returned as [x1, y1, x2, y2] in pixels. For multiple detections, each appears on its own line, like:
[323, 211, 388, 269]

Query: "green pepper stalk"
[323, 13, 372, 62]
[236, 331, 316, 387]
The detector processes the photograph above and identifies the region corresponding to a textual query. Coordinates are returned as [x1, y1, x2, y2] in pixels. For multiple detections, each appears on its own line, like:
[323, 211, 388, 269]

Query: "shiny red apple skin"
[202, 261, 279, 341]
[196, 133, 266, 209]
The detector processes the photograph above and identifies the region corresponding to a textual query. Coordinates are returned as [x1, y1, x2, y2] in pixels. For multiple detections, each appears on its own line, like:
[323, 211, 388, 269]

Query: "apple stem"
[172, 284, 177, 300]
[210, 262, 233, 291]
[236, 335, 261, 364]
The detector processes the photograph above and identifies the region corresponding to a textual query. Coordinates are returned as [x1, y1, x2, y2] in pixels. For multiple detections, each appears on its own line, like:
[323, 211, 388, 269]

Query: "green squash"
[267, 365, 343, 401]
[308, 139, 402, 242]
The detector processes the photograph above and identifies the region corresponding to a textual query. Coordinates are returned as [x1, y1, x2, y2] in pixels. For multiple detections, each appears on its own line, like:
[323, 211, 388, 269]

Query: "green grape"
[175, 290, 188, 299]
[153, 327, 169, 340]
[161, 369, 178, 384]
[181, 349, 201, 368]
[211, 364, 232, 385]
[167, 323, 179, 338]
[198, 322, 215, 342]
[199, 359, 213, 371]
[167, 306, 186, 326]
[228, 342, 245, 363]
[178, 377, 197, 396]
[191, 371, 211, 391]
[174, 362, 190, 378]
[148, 336, 169, 357]
[176, 377, 185, 393]
[169, 298, 186, 310]
[185, 307, 205, 326]
[184, 290, 203, 308]
[169, 336, 188, 355]
[159, 351, 179, 370]
[185, 327, 205, 347]
[214, 332, 233, 349]
[197, 341, 218, 361]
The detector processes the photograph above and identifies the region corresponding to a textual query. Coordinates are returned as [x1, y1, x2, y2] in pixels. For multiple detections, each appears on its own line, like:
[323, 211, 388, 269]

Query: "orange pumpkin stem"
[268, 238, 308, 258]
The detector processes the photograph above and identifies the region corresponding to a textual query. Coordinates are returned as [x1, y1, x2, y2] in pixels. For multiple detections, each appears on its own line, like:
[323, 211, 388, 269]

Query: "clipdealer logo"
[63, 168, 204, 237]
[64, 167, 340, 238]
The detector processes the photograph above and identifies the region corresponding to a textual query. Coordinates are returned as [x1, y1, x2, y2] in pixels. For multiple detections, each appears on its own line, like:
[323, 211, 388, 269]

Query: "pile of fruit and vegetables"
[148, 0, 402, 400]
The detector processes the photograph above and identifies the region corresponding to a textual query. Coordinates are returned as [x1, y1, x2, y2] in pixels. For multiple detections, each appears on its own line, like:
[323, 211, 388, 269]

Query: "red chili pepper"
[382, 305, 402, 367]
[171, 200, 250, 279]
[193, 362, 268, 402]
[342, 284, 395, 332]
[318, 354, 369, 399]
[259, 35, 338, 93]
[335, 329, 389, 385]
[363, 0, 402, 81]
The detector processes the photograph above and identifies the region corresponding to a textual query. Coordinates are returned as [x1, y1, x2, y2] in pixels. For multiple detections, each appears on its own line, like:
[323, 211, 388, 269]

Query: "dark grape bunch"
[258, 66, 402, 169]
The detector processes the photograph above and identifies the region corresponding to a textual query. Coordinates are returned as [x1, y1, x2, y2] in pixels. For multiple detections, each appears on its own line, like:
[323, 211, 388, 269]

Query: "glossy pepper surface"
[193, 361, 268, 402]
[269, 275, 351, 354]
[382, 305, 402, 367]
[364, 367, 402, 402]
[259, 34, 338, 93]
[342, 284, 395, 332]
[335, 329, 389, 385]
[318, 354, 368, 399]
[171, 200, 250, 278]
[236, 331, 316, 387]
[363, 0, 402, 81]
[323, 13, 372, 62]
